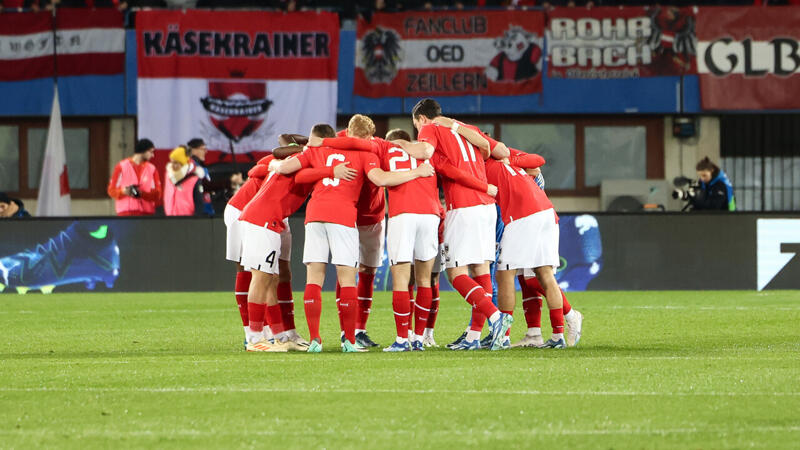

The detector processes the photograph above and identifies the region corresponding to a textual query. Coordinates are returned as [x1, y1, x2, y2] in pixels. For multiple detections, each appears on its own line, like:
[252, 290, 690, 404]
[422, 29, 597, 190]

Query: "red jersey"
[365, 138, 437, 218]
[227, 157, 271, 211]
[418, 123, 494, 210]
[333, 129, 386, 226]
[296, 146, 380, 227]
[484, 158, 554, 225]
[238, 155, 312, 233]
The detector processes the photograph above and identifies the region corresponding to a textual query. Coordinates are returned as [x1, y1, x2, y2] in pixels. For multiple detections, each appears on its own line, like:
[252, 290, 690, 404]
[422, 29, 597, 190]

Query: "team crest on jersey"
[360, 27, 403, 83]
[201, 78, 273, 143]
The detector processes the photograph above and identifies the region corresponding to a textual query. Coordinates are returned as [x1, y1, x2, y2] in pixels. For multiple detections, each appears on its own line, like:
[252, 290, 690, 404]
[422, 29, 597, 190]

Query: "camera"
[671, 176, 698, 201]
[128, 185, 141, 198]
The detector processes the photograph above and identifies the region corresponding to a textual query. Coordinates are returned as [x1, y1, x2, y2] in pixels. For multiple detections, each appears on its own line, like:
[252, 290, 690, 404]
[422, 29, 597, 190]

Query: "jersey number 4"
[322, 153, 346, 187]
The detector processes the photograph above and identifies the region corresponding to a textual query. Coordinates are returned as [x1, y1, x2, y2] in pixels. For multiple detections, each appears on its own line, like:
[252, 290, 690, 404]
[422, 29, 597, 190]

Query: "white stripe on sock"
[463, 286, 481, 304]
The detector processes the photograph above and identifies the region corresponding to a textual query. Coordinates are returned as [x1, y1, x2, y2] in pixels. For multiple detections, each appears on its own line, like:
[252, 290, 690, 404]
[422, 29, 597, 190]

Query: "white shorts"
[303, 222, 359, 267]
[240, 221, 282, 275]
[387, 213, 440, 265]
[358, 219, 385, 268]
[499, 208, 560, 271]
[279, 218, 292, 262]
[443, 204, 496, 268]
[224, 204, 243, 263]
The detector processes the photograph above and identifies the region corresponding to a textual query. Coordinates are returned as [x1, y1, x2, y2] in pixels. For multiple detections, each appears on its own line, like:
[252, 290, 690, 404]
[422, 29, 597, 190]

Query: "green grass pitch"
[1, 290, 799, 449]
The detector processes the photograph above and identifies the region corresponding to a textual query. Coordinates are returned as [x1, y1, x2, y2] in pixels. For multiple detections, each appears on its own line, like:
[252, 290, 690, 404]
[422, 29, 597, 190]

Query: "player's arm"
[391, 139, 434, 160]
[509, 148, 545, 169]
[432, 116, 491, 159]
[307, 135, 373, 152]
[270, 155, 303, 174]
[272, 143, 304, 159]
[435, 159, 497, 197]
[367, 162, 435, 187]
[295, 163, 357, 184]
[279, 134, 308, 146]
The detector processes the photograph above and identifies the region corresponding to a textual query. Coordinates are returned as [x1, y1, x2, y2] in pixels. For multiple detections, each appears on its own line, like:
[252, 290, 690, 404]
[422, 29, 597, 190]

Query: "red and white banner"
[136, 10, 339, 164]
[355, 11, 544, 97]
[0, 8, 124, 81]
[547, 6, 697, 79]
[36, 86, 71, 217]
[697, 7, 800, 110]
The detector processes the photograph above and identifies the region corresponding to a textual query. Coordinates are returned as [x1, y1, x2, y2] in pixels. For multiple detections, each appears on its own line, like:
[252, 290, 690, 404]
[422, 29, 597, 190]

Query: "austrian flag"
[0, 8, 124, 81]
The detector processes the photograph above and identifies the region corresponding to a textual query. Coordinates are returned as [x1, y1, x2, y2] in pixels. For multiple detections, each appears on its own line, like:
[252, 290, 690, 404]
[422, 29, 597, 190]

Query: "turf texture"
[1, 290, 799, 449]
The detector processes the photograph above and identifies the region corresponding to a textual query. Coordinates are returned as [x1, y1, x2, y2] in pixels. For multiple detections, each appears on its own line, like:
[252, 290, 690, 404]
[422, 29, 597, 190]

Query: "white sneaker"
[511, 334, 544, 348]
[422, 331, 438, 348]
[286, 330, 310, 347]
[565, 309, 583, 347]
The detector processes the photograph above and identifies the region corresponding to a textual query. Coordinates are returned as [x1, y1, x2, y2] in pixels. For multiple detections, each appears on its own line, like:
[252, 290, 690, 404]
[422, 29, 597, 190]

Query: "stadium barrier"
[0, 213, 798, 295]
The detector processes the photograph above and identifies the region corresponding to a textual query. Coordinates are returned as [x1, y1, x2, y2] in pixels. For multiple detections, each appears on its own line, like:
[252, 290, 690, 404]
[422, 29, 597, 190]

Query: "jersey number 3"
[322, 153, 346, 187]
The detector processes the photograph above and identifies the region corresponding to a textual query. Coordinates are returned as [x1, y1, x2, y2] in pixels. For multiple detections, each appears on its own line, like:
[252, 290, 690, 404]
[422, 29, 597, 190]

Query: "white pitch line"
[1, 386, 798, 397]
[0, 425, 798, 439]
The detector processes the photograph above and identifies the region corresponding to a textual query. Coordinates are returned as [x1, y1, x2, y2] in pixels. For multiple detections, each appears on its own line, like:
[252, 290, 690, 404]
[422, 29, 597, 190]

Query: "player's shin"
[414, 287, 432, 338]
[356, 271, 375, 333]
[303, 283, 322, 342]
[392, 290, 411, 342]
[338, 286, 358, 344]
[235, 270, 251, 329]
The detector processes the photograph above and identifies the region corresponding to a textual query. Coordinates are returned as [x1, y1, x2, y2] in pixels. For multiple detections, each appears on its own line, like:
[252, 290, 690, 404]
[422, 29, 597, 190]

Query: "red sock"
[267, 304, 284, 335]
[339, 286, 357, 344]
[452, 274, 497, 318]
[303, 284, 322, 341]
[247, 302, 266, 333]
[234, 271, 251, 326]
[426, 283, 440, 329]
[356, 272, 375, 330]
[392, 290, 410, 339]
[549, 307, 565, 335]
[474, 273, 492, 294]
[501, 309, 514, 336]
[408, 284, 415, 334]
[519, 275, 543, 329]
[414, 287, 432, 337]
[335, 281, 341, 300]
[562, 290, 572, 315]
[276, 282, 296, 331]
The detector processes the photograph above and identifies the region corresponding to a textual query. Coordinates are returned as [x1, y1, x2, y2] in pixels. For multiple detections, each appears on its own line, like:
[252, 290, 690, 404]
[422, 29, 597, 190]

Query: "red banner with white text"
[696, 7, 800, 110]
[355, 11, 544, 97]
[136, 10, 339, 166]
[547, 6, 697, 79]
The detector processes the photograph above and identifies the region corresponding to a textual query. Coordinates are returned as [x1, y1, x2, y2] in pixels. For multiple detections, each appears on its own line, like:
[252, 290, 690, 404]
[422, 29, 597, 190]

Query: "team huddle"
[223, 98, 583, 353]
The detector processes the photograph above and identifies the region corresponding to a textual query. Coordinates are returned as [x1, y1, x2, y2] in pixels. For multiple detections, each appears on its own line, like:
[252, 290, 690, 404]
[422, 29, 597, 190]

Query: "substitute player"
[272, 124, 435, 353]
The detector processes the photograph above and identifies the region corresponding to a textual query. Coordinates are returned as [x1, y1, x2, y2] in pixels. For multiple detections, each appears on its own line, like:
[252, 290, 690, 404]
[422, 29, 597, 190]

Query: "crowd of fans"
[2, 0, 798, 14]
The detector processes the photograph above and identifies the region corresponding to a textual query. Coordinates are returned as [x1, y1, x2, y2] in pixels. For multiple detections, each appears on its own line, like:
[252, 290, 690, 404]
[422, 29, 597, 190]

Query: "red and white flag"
[136, 10, 339, 165]
[0, 8, 124, 81]
[36, 86, 71, 217]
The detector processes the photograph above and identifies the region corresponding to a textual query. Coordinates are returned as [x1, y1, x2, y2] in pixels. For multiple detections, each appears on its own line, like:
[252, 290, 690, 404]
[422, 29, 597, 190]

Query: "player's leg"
[512, 272, 544, 348]
[233, 263, 251, 347]
[355, 220, 384, 347]
[384, 262, 412, 352]
[328, 223, 363, 353]
[302, 222, 330, 352]
[276, 221, 307, 346]
[495, 268, 517, 349]
[423, 271, 440, 347]
[412, 258, 435, 351]
[224, 207, 250, 347]
[533, 265, 566, 349]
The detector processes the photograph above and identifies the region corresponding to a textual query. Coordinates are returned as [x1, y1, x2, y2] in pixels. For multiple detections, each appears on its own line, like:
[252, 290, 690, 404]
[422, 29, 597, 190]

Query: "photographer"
[107, 138, 163, 216]
[673, 157, 735, 211]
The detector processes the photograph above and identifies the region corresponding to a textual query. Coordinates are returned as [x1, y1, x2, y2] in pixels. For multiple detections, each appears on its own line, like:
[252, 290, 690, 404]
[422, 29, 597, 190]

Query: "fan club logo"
[487, 25, 543, 83]
[200, 80, 273, 142]
[361, 27, 404, 84]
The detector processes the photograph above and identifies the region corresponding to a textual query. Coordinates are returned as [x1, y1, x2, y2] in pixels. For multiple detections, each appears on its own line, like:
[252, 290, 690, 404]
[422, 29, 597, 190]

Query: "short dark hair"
[187, 138, 205, 150]
[311, 124, 336, 139]
[412, 98, 441, 120]
[134, 138, 155, 154]
[385, 128, 411, 141]
[696, 156, 720, 174]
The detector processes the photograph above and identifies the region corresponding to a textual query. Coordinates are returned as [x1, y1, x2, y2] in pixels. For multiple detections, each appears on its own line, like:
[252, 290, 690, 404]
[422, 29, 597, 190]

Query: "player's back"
[239, 156, 310, 231]
[300, 146, 378, 227]
[375, 139, 439, 217]
[419, 123, 493, 210]
[485, 158, 553, 225]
